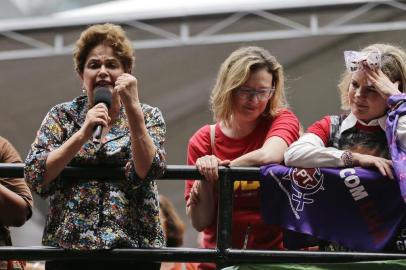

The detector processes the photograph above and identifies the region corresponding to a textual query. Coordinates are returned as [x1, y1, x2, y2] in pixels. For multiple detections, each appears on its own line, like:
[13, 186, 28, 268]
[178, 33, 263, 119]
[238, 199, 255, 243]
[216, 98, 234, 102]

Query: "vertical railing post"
[216, 167, 234, 269]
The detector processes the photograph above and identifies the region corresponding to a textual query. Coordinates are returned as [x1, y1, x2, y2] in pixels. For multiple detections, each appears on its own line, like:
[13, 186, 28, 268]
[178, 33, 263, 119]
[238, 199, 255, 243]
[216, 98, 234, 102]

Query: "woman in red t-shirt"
[184, 46, 300, 270]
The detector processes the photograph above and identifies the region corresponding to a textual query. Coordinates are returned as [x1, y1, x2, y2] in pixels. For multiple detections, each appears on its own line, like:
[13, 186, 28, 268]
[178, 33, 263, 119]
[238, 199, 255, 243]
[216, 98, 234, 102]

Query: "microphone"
[92, 86, 112, 144]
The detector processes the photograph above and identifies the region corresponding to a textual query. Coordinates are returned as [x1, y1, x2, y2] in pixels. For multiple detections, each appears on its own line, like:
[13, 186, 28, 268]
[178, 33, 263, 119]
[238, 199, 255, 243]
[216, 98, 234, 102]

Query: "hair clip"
[344, 50, 381, 73]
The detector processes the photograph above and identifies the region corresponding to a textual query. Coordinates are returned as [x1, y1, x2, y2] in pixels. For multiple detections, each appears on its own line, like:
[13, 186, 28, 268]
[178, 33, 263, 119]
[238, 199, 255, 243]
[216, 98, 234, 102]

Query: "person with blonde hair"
[185, 46, 300, 270]
[25, 23, 166, 269]
[284, 43, 406, 251]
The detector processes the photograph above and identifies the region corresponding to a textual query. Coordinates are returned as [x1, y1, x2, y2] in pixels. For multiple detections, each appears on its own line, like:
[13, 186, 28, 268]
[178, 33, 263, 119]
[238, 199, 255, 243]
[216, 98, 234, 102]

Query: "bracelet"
[341, 150, 353, 167]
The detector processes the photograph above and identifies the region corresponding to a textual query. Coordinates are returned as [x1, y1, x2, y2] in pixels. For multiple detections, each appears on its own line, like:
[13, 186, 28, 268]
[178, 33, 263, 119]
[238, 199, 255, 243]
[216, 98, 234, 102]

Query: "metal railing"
[1, 163, 406, 269]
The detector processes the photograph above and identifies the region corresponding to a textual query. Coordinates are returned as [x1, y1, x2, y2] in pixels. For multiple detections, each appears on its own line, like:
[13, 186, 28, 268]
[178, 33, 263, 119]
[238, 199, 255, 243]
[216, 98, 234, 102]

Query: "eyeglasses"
[235, 87, 274, 101]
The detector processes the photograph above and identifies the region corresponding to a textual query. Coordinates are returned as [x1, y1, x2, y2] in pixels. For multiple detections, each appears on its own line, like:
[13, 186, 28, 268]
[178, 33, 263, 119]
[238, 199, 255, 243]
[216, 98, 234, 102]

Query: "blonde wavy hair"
[210, 46, 288, 127]
[73, 23, 135, 75]
[338, 43, 406, 110]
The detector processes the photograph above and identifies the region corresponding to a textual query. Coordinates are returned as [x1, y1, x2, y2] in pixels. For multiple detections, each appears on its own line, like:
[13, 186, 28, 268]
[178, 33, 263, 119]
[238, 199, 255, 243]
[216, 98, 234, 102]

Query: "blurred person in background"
[159, 195, 197, 270]
[0, 136, 33, 270]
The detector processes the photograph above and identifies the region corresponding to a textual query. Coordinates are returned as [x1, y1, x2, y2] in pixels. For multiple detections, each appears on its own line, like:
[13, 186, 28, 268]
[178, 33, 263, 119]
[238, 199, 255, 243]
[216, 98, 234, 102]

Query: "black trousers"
[45, 260, 161, 270]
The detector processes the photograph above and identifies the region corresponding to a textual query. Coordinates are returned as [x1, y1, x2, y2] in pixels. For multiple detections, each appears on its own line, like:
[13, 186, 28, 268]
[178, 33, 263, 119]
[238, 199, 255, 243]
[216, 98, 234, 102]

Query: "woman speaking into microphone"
[24, 23, 166, 270]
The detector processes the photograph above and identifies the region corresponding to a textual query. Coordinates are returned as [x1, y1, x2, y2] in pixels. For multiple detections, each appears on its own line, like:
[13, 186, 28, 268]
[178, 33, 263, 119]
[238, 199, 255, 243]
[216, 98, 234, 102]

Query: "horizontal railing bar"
[3, 163, 403, 265]
[226, 249, 406, 263]
[0, 247, 218, 261]
[0, 163, 261, 180]
[1, 246, 406, 263]
[0, 163, 24, 178]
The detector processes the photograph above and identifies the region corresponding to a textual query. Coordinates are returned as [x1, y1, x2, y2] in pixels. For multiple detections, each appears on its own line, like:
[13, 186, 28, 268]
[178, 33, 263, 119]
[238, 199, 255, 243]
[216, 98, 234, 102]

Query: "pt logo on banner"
[271, 168, 324, 219]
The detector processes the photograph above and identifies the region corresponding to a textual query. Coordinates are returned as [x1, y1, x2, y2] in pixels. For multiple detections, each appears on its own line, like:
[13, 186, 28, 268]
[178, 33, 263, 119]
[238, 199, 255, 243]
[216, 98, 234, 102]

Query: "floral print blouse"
[24, 95, 166, 250]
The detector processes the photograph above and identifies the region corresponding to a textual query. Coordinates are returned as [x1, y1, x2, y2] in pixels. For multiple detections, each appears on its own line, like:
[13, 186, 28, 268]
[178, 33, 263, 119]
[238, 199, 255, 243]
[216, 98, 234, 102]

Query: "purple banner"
[260, 164, 406, 251]
[386, 94, 406, 203]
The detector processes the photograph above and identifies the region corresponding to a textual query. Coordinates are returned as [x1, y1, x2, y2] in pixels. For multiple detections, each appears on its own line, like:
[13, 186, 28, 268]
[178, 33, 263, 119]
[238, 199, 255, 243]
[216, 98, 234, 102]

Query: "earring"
[82, 88, 86, 94]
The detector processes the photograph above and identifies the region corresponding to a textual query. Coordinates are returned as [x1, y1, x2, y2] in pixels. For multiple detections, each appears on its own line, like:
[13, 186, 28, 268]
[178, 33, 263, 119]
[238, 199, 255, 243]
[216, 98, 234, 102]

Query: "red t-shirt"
[306, 116, 331, 145]
[184, 109, 299, 270]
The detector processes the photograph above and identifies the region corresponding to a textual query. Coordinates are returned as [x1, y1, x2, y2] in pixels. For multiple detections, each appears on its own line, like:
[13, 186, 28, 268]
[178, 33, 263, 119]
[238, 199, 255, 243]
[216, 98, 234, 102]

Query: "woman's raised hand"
[195, 155, 230, 183]
[114, 73, 139, 106]
[363, 63, 402, 98]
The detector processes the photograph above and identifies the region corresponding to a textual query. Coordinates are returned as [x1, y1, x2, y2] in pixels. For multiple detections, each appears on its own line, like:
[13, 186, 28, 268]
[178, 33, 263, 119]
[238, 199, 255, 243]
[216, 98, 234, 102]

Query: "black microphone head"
[93, 86, 112, 108]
